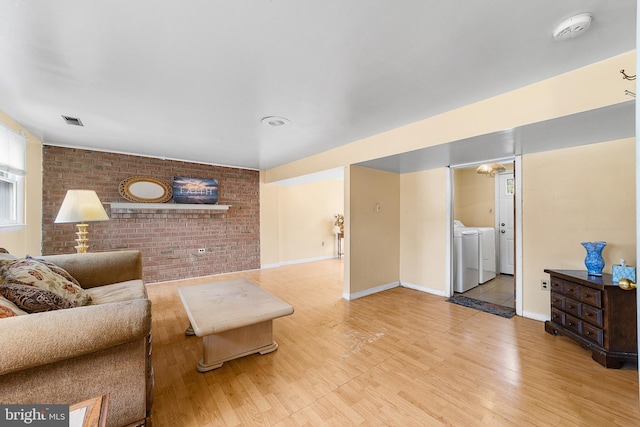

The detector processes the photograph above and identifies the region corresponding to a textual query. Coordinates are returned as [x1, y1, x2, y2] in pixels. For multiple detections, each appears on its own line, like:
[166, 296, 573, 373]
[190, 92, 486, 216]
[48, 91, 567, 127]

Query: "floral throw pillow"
[0, 295, 28, 318]
[26, 256, 82, 288]
[0, 258, 91, 307]
[0, 283, 73, 313]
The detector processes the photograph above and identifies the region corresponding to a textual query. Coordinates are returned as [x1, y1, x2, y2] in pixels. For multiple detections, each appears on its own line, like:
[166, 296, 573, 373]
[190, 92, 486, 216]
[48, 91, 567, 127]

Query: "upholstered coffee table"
[178, 278, 294, 372]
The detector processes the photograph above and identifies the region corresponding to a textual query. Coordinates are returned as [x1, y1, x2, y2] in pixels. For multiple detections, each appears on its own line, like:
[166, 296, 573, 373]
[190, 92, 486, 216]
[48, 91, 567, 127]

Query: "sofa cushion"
[0, 295, 27, 318]
[0, 258, 91, 307]
[0, 283, 74, 313]
[85, 280, 147, 305]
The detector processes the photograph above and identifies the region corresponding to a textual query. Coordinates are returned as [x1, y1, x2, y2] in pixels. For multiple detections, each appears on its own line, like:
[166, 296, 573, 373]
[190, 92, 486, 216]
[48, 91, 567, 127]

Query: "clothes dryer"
[474, 227, 496, 284]
[453, 228, 479, 293]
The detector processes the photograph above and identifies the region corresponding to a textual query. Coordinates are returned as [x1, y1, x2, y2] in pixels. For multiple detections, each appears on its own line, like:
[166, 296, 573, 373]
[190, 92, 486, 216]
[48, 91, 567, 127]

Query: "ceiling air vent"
[62, 115, 84, 126]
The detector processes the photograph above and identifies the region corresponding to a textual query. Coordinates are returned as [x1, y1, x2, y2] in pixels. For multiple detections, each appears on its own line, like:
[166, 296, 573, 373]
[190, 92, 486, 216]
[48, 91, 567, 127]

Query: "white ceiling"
[0, 1, 635, 171]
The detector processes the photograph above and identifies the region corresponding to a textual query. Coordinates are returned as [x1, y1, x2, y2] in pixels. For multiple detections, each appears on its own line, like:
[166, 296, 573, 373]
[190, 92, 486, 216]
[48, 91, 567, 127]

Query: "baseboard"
[261, 255, 336, 269]
[399, 281, 447, 297]
[521, 311, 548, 322]
[260, 263, 281, 269]
[343, 282, 400, 300]
[279, 255, 336, 266]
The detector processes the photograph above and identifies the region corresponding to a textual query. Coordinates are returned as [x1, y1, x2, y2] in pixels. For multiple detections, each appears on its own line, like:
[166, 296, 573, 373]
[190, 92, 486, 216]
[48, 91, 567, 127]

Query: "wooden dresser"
[544, 269, 637, 368]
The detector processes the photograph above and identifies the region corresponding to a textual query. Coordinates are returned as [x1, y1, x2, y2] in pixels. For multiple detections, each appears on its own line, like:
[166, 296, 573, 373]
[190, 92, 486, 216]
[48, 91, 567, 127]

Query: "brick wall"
[42, 146, 260, 283]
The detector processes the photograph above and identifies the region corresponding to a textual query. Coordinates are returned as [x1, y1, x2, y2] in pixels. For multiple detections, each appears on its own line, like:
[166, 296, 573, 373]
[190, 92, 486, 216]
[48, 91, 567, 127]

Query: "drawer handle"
[586, 331, 591, 335]
[567, 305, 574, 309]
[568, 322, 574, 326]
[585, 313, 591, 316]
[584, 294, 591, 299]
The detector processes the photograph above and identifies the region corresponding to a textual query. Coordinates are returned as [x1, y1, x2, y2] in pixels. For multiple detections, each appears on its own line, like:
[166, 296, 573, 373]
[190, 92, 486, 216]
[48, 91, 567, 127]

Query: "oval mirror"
[119, 177, 173, 203]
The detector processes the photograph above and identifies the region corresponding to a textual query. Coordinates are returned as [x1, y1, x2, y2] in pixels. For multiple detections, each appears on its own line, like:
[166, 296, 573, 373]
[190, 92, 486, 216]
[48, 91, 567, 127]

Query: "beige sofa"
[0, 250, 153, 427]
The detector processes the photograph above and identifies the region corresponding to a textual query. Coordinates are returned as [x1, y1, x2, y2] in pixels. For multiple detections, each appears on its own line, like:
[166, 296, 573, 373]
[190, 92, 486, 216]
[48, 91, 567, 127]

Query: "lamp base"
[74, 223, 89, 254]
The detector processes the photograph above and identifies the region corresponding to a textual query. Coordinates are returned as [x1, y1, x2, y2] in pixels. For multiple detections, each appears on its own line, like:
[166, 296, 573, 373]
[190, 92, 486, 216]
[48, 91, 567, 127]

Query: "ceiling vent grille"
[62, 115, 84, 126]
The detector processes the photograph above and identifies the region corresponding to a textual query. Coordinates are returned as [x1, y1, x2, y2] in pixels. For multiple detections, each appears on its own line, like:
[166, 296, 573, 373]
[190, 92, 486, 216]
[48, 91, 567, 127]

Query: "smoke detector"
[553, 13, 592, 41]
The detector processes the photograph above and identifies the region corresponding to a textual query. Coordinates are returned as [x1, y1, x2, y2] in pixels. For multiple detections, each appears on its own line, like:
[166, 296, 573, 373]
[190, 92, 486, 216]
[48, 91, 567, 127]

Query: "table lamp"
[54, 190, 110, 253]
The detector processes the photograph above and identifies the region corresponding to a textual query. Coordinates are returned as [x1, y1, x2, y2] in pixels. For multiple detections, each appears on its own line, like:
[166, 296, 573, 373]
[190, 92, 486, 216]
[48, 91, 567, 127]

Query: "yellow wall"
[349, 166, 400, 295]
[278, 179, 344, 263]
[522, 137, 636, 317]
[260, 176, 344, 266]
[259, 171, 281, 267]
[399, 168, 447, 294]
[453, 163, 515, 227]
[454, 168, 497, 228]
[0, 109, 42, 256]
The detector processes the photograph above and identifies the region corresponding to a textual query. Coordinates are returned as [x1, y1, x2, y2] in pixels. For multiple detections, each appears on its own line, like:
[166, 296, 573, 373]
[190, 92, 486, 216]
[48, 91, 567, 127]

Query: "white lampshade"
[55, 190, 110, 223]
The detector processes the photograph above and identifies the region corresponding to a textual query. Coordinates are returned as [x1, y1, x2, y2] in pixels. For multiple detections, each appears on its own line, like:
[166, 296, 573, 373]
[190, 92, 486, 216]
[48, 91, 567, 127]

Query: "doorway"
[450, 160, 517, 310]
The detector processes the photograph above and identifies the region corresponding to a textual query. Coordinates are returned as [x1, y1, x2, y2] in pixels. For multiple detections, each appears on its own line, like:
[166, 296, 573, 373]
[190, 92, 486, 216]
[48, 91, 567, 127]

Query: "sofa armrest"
[0, 299, 151, 376]
[39, 250, 143, 288]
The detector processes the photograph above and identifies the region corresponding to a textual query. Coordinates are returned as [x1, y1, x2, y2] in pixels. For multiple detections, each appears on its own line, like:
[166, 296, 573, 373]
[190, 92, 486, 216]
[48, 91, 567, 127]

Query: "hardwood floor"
[455, 274, 515, 308]
[147, 259, 640, 426]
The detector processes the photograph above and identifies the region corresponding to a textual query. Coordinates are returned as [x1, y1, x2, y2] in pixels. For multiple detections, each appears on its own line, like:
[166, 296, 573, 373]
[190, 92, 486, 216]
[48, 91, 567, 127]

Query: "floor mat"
[446, 295, 516, 318]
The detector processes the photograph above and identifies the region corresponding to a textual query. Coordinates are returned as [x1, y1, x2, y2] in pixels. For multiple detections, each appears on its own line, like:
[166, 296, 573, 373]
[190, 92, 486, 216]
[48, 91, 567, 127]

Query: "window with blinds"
[0, 124, 26, 227]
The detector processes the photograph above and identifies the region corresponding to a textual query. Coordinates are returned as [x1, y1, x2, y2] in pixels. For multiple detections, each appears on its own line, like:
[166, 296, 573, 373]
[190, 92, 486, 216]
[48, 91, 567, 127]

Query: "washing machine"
[454, 221, 496, 285]
[453, 227, 479, 293]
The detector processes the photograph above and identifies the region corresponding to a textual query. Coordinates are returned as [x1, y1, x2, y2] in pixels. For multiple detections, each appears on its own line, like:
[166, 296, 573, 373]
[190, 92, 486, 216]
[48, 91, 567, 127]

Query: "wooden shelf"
[108, 202, 230, 211]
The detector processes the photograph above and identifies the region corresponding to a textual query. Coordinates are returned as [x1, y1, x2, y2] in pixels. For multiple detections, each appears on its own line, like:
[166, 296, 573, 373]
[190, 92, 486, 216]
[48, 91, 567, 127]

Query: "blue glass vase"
[581, 241, 606, 276]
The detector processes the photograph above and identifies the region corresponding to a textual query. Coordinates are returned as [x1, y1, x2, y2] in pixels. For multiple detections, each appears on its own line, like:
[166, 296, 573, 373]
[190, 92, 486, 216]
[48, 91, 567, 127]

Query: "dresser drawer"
[551, 308, 565, 325]
[550, 277, 563, 293]
[562, 282, 579, 299]
[581, 305, 603, 328]
[564, 297, 581, 317]
[578, 287, 602, 308]
[565, 314, 581, 334]
[551, 277, 601, 308]
[582, 323, 604, 346]
[551, 293, 565, 310]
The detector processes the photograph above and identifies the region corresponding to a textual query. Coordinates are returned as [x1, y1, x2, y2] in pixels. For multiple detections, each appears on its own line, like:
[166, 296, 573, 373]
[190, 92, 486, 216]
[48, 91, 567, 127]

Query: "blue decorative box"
[612, 264, 636, 284]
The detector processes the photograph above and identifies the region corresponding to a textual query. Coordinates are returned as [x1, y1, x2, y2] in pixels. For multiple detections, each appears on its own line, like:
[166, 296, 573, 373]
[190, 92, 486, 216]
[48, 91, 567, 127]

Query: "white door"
[498, 172, 515, 275]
